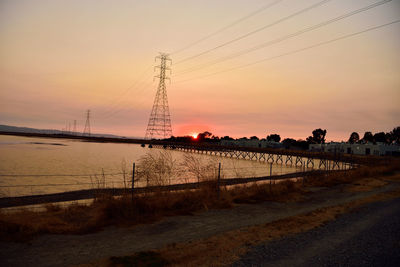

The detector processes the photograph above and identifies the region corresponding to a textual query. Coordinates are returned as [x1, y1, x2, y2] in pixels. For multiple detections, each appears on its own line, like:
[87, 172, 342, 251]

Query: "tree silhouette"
[390, 126, 400, 144]
[362, 131, 374, 143]
[197, 131, 212, 141]
[307, 129, 327, 144]
[211, 135, 219, 140]
[267, 134, 281, 142]
[348, 132, 360, 144]
[373, 132, 387, 143]
[282, 138, 296, 148]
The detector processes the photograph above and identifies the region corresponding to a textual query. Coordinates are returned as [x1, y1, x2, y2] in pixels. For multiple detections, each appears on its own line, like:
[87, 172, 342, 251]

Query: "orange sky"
[0, 0, 399, 141]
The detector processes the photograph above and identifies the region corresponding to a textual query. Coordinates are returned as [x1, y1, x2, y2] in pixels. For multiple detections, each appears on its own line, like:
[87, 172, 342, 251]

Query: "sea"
[0, 135, 304, 197]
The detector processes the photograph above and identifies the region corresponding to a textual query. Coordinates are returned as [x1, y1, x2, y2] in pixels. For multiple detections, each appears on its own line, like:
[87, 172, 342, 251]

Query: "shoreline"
[0, 170, 328, 208]
[0, 131, 146, 145]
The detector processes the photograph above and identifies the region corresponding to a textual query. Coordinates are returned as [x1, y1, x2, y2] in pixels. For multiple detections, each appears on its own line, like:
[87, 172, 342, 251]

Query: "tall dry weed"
[305, 159, 400, 187]
[120, 158, 128, 190]
[136, 151, 179, 187]
[180, 153, 220, 183]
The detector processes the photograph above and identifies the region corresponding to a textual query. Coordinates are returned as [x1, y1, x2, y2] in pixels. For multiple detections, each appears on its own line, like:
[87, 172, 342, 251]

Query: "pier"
[149, 142, 352, 170]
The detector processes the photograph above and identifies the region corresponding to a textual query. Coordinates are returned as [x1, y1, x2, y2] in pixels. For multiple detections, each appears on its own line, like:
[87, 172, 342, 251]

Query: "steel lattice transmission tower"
[145, 53, 173, 139]
[73, 120, 77, 135]
[83, 110, 91, 136]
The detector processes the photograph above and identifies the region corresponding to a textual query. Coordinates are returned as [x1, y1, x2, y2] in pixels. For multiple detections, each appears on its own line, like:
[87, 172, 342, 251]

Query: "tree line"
[165, 126, 400, 150]
[348, 127, 400, 145]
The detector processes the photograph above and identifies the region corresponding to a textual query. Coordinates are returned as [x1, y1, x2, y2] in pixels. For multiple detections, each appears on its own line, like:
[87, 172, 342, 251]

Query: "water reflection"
[0, 135, 305, 197]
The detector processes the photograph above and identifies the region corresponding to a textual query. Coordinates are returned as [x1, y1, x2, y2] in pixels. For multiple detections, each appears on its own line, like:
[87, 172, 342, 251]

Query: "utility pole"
[83, 110, 91, 136]
[73, 120, 77, 135]
[144, 52, 173, 139]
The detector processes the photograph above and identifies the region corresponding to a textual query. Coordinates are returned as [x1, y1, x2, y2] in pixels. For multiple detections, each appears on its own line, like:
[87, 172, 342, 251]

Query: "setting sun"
[191, 133, 198, 139]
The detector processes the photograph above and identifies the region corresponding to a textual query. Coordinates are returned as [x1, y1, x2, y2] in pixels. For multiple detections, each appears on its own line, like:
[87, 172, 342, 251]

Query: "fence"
[0, 159, 351, 209]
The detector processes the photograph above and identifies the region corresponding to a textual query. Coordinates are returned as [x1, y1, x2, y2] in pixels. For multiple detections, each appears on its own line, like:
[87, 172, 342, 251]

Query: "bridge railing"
[145, 140, 377, 165]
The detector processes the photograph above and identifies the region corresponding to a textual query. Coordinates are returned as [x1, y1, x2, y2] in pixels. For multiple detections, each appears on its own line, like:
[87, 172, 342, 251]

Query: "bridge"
[148, 142, 354, 170]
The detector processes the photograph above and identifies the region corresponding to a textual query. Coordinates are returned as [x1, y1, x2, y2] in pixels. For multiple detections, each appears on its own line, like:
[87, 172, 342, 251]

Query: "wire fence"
[0, 154, 353, 205]
[0, 173, 124, 177]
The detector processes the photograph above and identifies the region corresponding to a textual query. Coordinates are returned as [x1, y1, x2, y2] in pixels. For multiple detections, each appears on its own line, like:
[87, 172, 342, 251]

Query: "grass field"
[0, 157, 399, 243]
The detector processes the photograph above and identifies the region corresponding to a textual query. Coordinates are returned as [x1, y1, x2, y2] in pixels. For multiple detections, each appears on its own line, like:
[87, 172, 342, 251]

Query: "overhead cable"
[174, 19, 400, 84]
[98, 64, 154, 116]
[170, 0, 283, 55]
[174, 0, 333, 65]
[175, 0, 392, 75]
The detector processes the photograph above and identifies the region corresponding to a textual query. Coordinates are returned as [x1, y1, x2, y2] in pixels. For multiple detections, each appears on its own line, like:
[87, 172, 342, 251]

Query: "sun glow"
[191, 133, 198, 139]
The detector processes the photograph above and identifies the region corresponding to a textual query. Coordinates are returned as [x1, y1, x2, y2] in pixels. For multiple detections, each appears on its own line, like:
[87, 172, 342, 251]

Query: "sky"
[0, 0, 399, 141]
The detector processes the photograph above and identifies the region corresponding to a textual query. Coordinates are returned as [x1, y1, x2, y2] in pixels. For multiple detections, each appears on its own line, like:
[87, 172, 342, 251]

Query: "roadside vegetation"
[120, 184, 400, 267]
[0, 151, 399, 242]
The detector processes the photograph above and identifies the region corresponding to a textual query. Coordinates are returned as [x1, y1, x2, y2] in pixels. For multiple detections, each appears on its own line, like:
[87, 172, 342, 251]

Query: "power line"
[174, 19, 400, 84]
[101, 79, 154, 119]
[174, 0, 392, 76]
[170, 0, 283, 55]
[98, 64, 154, 116]
[99, 64, 166, 119]
[174, 0, 333, 65]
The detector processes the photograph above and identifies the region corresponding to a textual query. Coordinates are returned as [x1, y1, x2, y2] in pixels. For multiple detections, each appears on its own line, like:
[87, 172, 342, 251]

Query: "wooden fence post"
[270, 162, 273, 176]
[269, 163, 273, 191]
[131, 162, 135, 202]
[217, 163, 221, 199]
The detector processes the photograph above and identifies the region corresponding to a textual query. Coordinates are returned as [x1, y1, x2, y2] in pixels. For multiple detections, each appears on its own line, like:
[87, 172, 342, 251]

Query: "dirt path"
[0, 170, 318, 208]
[1, 181, 399, 267]
[234, 195, 400, 266]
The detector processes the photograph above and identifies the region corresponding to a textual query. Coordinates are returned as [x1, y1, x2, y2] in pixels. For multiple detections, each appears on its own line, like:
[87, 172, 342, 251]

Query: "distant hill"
[0, 124, 129, 139]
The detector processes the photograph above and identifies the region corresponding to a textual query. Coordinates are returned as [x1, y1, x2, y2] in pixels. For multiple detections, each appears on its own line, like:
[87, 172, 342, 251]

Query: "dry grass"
[382, 173, 400, 182]
[0, 184, 230, 242]
[229, 180, 305, 203]
[345, 177, 388, 192]
[0, 179, 304, 242]
[304, 159, 400, 187]
[1, 157, 399, 242]
[104, 186, 400, 267]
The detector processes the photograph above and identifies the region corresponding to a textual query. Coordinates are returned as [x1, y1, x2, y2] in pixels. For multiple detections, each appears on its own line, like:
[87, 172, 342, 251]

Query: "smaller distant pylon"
[73, 120, 77, 135]
[83, 110, 91, 136]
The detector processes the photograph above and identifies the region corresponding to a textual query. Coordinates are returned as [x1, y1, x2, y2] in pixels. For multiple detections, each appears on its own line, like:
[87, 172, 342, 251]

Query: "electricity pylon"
[145, 53, 173, 139]
[73, 120, 77, 135]
[83, 110, 91, 136]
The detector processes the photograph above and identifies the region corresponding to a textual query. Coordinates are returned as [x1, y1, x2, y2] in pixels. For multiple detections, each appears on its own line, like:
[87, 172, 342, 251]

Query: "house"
[220, 139, 283, 149]
[309, 142, 400, 156]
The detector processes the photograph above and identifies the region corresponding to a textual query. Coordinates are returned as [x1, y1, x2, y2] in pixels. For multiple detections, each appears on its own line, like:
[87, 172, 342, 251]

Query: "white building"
[309, 142, 400, 156]
[220, 139, 283, 149]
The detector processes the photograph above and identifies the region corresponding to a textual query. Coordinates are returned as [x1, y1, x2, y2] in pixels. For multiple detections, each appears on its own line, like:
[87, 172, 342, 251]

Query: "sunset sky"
[1, 0, 399, 141]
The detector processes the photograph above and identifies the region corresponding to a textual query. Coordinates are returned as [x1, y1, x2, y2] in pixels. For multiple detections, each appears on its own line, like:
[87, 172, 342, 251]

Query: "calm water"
[0, 135, 304, 197]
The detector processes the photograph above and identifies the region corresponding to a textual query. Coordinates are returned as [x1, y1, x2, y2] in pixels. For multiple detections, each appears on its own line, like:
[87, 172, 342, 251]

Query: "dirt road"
[1, 181, 399, 267]
[234, 196, 400, 266]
